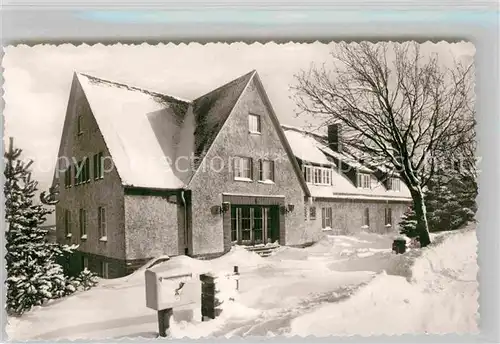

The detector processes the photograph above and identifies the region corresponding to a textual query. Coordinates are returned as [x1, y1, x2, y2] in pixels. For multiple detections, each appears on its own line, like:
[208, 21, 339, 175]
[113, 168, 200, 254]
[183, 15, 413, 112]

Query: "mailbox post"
[157, 308, 173, 337]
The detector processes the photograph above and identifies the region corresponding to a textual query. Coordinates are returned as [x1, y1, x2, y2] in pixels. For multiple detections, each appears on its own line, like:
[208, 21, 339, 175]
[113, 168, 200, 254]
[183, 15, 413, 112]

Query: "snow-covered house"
[54, 70, 411, 278]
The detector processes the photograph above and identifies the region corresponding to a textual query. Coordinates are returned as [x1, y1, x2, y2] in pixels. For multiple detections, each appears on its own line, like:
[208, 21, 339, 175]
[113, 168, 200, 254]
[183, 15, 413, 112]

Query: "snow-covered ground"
[6, 226, 478, 340]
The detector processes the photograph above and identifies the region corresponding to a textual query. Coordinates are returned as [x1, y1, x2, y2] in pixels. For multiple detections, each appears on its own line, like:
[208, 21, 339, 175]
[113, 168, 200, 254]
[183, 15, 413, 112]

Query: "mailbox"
[145, 266, 201, 311]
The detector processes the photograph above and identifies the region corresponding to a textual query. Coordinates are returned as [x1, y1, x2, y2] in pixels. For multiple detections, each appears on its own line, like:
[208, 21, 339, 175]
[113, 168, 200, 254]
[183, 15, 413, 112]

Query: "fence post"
[200, 273, 218, 321]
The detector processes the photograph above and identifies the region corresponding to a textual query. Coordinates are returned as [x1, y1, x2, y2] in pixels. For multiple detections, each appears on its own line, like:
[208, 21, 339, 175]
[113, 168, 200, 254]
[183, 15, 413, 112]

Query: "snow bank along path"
[289, 228, 478, 336]
[6, 229, 478, 339]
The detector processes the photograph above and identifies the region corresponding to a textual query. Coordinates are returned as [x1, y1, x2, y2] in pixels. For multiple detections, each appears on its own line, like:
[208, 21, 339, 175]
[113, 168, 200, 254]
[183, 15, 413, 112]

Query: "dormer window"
[357, 173, 371, 189]
[388, 178, 401, 192]
[304, 165, 332, 186]
[248, 113, 261, 134]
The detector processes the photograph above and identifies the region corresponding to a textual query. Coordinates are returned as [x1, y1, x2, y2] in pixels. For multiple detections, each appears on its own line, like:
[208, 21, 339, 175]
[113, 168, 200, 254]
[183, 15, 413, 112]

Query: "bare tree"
[291, 42, 475, 247]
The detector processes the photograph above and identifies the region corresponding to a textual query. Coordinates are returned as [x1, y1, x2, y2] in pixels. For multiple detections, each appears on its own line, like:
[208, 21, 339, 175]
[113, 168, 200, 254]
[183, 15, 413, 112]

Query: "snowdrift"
[289, 227, 478, 336]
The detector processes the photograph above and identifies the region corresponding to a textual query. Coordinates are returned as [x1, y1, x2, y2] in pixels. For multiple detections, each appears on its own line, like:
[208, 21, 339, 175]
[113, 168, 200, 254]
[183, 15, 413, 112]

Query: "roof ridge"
[76, 72, 191, 104]
[192, 70, 256, 103]
[281, 123, 328, 139]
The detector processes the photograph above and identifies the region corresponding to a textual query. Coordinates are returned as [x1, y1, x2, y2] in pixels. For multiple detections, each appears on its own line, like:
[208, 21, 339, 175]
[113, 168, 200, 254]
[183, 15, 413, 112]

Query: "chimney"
[327, 123, 342, 152]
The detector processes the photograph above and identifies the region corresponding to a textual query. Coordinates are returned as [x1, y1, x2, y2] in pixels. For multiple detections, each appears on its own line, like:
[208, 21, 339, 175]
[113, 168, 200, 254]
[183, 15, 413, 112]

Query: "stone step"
[244, 244, 280, 257]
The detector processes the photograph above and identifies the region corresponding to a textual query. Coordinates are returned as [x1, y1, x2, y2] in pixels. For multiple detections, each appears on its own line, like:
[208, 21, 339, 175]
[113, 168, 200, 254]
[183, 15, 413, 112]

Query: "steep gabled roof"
[191, 70, 256, 165]
[76, 73, 190, 189]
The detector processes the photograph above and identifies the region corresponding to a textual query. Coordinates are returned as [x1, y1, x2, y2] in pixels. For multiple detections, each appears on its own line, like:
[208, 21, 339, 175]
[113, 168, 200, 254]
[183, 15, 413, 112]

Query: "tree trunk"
[412, 189, 432, 247]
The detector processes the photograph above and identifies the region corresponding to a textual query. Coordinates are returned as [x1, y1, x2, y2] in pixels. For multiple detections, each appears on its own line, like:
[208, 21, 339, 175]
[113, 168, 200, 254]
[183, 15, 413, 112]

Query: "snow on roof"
[77, 73, 190, 189]
[283, 129, 335, 167]
[191, 70, 256, 163]
[308, 180, 412, 201]
[281, 124, 411, 201]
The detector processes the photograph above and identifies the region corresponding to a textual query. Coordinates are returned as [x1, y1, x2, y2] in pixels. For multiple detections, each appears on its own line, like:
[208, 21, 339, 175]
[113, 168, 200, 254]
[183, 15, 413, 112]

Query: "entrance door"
[231, 205, 278, 245]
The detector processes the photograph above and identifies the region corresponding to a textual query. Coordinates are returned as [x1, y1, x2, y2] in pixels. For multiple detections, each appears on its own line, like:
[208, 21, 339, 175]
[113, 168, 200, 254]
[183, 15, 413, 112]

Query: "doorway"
[230, 205, 279, 245]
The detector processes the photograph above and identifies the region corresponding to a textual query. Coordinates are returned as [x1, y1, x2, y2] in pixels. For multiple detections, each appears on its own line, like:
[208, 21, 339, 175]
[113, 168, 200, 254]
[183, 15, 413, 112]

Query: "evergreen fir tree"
[399, 164, 477, 238]
[399, 207, 419, 238]
[4, 138, 77, 315]
[425, 167, 477, 232]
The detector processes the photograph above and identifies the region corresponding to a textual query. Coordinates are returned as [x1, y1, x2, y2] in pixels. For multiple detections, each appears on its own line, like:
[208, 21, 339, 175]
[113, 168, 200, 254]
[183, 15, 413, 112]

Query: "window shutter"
[258, 159, 263, 181]
[249, 158, 254, 180]
[101, 208, 108, 236]
[270, 161, 275, 181]
[93, 154, 97, 180]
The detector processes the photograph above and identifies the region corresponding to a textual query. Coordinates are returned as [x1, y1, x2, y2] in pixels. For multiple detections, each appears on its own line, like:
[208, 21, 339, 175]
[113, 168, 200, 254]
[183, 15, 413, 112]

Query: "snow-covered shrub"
[75, 269, 99, 291]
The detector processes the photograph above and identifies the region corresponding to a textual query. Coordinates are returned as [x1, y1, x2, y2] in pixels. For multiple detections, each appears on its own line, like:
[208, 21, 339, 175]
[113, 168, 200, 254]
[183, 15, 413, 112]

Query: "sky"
[3, 41, 475, 195]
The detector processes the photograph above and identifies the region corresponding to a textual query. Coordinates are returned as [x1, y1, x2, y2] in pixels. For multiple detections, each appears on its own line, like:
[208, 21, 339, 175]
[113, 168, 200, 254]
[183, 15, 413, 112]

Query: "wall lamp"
[211, 201, 231, 215]
[281, 203, 295, 215]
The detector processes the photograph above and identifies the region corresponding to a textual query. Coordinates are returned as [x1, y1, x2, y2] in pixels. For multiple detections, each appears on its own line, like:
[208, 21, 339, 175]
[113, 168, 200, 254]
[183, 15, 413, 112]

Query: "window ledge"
[385, 224, 392, 227]
[81, 234, 88, 240]
[361, 225, 369, 229]
[99, 236, 108, 242]
[258, 180, 275, 185]
[65, 233, 72, 238]
[249, 131, 262, 135]
[234, 177, 253, 182]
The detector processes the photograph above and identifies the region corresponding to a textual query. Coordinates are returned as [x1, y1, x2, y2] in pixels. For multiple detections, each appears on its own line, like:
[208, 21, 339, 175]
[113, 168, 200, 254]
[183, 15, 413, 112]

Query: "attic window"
[77, 115, 84, 135]
[357, 173, 371, 189]
[248, 114, 261, 134]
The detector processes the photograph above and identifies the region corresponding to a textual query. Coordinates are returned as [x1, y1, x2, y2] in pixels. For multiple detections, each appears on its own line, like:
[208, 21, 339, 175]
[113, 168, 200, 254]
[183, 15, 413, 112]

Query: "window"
[98, 207, 107, 239]
[233, 157, 252, 180]
[314, 168, 322, 184]
[64, 165, 72, 188]
[64, 210, 72, 237]
[74, 158, 91, 185]
[77, 115, 83, 135]
[101, 261, 109, 278]
[248, 113, 261, 133]
[357, 173, 371, 189]
[310, 207, 317, 221]
[79, 208, 87, 239]
[385, 208, 393, 226]
[321, 207, 333, 228]
[388, 178, 401, 192]
[259, 160, 275, 182]
[82, 256, 89, 270]
[305, 165, 332, 186]
[363, 208, 370, 227]
[84, 158, 90, 183]
[322, 169, 331, 185]
[93, 152, 104, 180]
[304, 166, 313, 183]
[73, 162, 79, 185]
